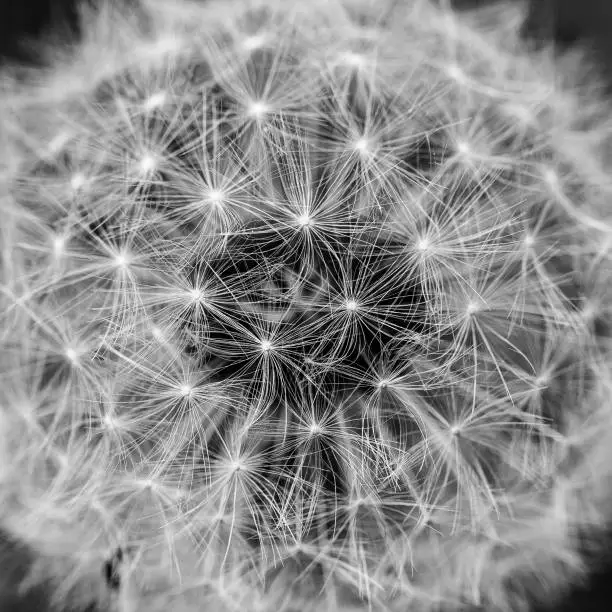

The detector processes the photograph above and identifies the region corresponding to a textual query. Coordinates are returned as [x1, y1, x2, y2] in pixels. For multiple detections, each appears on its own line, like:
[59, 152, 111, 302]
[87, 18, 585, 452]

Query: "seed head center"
[344, 299, 359, 312]
[249, 101, 269, 118]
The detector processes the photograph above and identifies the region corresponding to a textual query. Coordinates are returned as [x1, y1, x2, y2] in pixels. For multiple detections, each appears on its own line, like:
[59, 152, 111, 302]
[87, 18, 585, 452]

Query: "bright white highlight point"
[242, 34, 266, 51]
[188, 288, 206, 303]
[450, 424, 462, 436]
[296, 213, 313, 228]
[416, 238, 430, 253]
[230, 460, 245, 473]
[65, 347, 79, 364]
[309, 422, 323, 436]
[154, 35, 181, 56]
[103, 413, 118, 429]
[523, 233, 536, 248]
[151, 326, 165, 341]
[70, 173, 86, 190]
[456, 141, 471, 156]
[260, 339, 273, 353]
[52, 235, 66, 257]
[377, 379, 390, 389]
[114, 252, 131, 269]
[543, 167, 559, 188]
[205, 189, 225, 205]
[447, 64, 465, 82]
[354, 138, 369, 153]
[466, 301, 481, 316]
[581, 300, 598, 322]
[139, 153, 157, 174]
[343, 52, 365, 67]
[178, 384, 193, 398]
[144, 91, 167, 110]
[344, 299, 359, 312]
[248, 101, 269, 118]
[139, 478, 158, 491]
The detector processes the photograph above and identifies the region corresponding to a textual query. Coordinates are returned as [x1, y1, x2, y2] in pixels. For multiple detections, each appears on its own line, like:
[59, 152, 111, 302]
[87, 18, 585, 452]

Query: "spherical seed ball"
[1, 1, 612, 612]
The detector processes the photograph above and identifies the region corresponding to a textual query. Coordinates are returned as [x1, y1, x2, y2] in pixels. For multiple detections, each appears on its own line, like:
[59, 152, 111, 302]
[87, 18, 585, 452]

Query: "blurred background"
[2, 0, 612, 66]
[1, 1, 611, 611]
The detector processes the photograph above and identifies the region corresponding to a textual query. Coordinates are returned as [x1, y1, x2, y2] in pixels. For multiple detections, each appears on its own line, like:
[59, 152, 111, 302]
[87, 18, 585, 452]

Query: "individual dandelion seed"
[2, 1, 612, 612]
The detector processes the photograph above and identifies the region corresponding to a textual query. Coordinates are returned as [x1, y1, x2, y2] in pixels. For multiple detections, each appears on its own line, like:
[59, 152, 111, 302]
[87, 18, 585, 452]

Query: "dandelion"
[1, 1, 612, 612]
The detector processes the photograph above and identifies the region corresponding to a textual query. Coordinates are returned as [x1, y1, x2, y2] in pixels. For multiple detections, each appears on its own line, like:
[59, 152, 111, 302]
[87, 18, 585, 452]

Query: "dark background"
[1, 1, 611, 611]
[2, 0, 612, 65]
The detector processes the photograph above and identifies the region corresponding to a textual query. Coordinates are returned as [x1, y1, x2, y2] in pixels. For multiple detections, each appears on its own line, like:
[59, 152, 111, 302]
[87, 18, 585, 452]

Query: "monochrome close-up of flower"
[1, 1, 612, 611]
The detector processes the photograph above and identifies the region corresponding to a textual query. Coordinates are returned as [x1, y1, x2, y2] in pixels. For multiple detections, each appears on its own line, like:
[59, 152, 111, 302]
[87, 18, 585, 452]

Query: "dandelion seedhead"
[2, 1, 612, 611]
